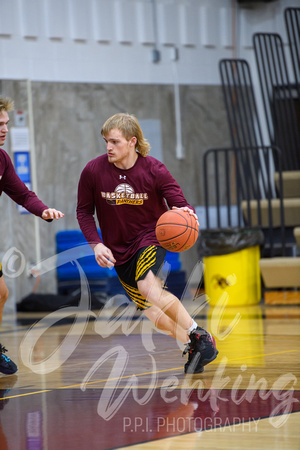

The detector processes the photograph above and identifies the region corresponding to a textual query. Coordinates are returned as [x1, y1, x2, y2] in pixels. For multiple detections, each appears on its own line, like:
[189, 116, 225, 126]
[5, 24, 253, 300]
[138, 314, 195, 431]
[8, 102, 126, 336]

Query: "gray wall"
[0, 79, 230, 305]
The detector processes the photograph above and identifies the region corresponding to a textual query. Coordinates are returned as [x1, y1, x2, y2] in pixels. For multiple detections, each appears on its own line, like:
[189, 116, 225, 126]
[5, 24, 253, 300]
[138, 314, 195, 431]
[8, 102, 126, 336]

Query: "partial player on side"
[0, 96, 64, 375]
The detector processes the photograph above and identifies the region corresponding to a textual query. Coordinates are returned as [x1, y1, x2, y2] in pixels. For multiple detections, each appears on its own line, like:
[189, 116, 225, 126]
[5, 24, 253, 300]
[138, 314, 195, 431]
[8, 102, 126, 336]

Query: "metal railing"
[203, 146, 286, 257]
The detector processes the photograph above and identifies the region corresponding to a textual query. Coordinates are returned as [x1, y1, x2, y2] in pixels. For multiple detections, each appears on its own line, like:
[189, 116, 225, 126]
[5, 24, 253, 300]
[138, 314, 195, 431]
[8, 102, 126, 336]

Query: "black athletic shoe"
[184, 346, 204, 374]
[0, 344, 18, 375]
[183, 327, 218, 374]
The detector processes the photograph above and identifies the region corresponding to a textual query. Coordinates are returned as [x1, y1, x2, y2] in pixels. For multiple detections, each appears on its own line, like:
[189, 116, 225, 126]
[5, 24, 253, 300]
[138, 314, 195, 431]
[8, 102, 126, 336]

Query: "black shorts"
[114, 245, 166, 310]
[0, 262, 2, 277]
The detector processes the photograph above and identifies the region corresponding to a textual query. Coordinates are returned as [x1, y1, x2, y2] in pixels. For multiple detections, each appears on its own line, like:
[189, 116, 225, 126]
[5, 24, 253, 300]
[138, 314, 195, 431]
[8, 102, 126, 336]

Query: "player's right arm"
[94, 243, 116, 268]
[77, 163, 116, 267]
[76, 163, 102, 247]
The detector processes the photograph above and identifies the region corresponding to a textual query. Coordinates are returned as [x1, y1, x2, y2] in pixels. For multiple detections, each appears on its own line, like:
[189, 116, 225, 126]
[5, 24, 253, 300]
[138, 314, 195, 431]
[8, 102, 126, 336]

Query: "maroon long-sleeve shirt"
[77, 153, 193, 265]
[0, 148, 48, 217]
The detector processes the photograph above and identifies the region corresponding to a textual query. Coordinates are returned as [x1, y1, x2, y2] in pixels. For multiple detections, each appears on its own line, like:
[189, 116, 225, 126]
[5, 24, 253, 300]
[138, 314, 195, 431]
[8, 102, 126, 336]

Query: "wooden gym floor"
[0, 294, 299, 449]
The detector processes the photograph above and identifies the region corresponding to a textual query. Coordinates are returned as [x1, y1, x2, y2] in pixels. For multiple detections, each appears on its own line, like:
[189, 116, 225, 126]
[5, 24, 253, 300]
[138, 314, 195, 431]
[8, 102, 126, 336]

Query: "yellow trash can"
[199, 228, 263, 307]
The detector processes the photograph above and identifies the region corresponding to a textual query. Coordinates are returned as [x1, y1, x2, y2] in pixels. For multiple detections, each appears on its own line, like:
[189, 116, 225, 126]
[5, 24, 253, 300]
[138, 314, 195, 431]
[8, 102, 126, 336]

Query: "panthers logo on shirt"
[101, 183, 148, 205]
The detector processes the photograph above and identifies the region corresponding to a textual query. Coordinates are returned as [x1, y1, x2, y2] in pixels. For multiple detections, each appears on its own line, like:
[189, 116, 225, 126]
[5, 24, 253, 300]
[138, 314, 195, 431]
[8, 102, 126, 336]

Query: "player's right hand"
[94, 243, 116, 268]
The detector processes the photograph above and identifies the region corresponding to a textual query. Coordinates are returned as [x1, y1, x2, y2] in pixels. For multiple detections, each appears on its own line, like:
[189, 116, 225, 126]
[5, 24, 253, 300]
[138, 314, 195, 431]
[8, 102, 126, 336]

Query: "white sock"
[187, 319, 198, 335]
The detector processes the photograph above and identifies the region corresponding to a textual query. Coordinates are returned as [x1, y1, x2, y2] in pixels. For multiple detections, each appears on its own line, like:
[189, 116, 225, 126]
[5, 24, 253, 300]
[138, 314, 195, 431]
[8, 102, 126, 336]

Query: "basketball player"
[77, 113, 218, 374]
[0, 96, 64, 374]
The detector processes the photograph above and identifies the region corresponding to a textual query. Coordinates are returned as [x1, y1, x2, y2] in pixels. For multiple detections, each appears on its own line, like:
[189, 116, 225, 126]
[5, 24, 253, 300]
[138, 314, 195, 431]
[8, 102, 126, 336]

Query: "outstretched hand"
[94, 242, 116, 268]
[172, 206, 199, 225]
[42, 208, 65, 220]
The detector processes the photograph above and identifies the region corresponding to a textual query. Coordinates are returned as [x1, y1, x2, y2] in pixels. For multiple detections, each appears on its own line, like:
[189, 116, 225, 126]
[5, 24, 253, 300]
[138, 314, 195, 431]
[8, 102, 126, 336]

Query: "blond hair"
[0, 96, 14, 114]
[101, 113, 150, 157]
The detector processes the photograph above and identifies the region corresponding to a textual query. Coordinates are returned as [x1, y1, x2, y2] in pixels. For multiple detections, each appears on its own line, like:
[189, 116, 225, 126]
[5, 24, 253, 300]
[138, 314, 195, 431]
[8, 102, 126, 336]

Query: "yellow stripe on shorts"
[119, 279, 152, 310]
[135, 246, 157, 281]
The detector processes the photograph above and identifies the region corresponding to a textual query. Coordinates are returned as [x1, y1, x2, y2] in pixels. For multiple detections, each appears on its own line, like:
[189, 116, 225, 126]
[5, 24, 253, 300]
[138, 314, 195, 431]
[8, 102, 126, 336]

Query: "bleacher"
[202, 7, 300, 305]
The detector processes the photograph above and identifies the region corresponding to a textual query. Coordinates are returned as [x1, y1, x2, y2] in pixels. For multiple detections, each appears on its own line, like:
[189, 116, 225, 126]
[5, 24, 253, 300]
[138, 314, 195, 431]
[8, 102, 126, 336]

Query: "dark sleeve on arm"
[76, 164, 102, 249]
[157, 163, 195, 213]
[1, 151, 49, 217]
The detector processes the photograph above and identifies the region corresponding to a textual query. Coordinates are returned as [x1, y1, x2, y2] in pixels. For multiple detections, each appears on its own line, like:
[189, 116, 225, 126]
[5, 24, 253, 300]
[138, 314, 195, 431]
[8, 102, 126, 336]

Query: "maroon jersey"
[0, 148, 48, 216]
[77, 153, 193, 265]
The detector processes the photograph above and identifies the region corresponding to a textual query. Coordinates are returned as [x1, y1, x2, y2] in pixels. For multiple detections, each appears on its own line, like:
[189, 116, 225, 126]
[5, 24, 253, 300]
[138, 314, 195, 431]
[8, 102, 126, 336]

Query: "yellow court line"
[59, 366, 185, 389]
[0, 367, 184, 399]
[0, 390, 51, 400]
[1, 348, 299, 400]
[66, 347, 300, 389]
[225, 347, 300, 363]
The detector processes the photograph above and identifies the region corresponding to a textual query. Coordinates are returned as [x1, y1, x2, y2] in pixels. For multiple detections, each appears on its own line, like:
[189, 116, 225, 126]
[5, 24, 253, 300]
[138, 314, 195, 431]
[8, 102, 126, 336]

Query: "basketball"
[155, 209, 199, 252]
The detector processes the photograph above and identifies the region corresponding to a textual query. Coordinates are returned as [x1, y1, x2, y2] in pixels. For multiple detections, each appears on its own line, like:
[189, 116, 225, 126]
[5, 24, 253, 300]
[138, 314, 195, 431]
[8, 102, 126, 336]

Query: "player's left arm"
[2, 151, 64, 219]
[172, 206, 198, 224]
[158, 164, 198, 224]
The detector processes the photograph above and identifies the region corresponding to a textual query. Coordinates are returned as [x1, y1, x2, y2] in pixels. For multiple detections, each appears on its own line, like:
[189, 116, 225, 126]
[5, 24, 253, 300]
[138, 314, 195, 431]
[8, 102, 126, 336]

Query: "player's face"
[0, 111, 9, 147]
[103, 128, 137, 169]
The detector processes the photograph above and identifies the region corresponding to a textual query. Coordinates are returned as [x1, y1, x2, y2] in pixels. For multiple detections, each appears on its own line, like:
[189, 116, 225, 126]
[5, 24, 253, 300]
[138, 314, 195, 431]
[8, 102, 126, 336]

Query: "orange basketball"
[155, 209, 199, 252]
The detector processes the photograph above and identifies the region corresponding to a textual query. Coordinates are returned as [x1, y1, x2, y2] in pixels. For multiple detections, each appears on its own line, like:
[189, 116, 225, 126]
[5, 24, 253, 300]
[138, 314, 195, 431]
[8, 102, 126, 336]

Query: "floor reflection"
[208, 305, 265, 366]
[0, 303, 299, 449]
[0, 383, 299, 449]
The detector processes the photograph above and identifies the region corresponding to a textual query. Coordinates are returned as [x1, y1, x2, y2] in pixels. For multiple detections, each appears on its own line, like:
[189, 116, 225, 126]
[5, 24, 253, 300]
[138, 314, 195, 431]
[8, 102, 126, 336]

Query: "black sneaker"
[183, 327, 218, 374]
[0, 344, 18, 375]
[183, 344, 204, 374]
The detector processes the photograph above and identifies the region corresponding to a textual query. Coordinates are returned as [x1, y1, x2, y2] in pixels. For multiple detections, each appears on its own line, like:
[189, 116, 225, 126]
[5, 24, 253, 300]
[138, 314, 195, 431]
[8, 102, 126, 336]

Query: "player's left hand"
[42, 208, 65, 220]
[172, 206, 199, 225]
